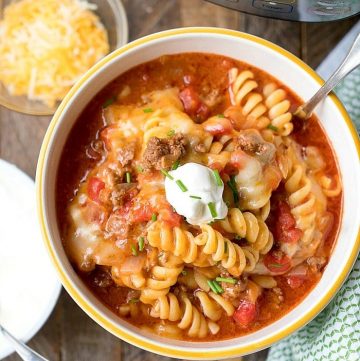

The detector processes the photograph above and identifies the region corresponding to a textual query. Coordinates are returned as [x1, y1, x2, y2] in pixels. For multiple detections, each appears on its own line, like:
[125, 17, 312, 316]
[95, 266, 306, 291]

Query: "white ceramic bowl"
[36, 28, 360, 360]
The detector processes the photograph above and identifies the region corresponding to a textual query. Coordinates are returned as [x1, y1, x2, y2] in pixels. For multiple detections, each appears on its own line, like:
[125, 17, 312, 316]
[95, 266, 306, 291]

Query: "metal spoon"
[0, 323, 49, 361]
[295, 31, 360, 119]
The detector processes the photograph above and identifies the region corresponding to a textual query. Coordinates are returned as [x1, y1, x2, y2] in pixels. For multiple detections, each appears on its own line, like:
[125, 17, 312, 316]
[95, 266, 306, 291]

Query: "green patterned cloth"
[267, 68, 360, 361]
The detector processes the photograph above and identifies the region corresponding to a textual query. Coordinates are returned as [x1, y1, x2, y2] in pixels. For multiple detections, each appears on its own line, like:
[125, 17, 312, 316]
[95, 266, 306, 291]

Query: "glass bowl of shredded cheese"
[0, 0, 128, 115]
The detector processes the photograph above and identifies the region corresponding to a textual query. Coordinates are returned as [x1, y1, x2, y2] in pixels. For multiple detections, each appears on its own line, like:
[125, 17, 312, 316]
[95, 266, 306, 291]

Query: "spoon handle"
[300, 31, 360, 117]
[0, 324, 49, 361]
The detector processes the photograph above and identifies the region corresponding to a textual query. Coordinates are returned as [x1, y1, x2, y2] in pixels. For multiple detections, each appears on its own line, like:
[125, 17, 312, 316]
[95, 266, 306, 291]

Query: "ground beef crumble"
[142, 134, 187, 170]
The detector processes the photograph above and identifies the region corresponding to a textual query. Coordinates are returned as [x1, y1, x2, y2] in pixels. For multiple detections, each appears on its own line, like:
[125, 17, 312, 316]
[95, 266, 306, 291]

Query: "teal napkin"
[267, 68, 360, 361]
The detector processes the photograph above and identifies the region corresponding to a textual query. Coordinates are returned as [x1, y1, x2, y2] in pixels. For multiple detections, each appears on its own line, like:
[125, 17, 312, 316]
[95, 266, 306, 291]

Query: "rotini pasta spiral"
[318, 174, 341, 197]
[140, 252, 184, 303]
[263, 83, 293, 136]
[218, 208, 273, 254]
[285, 163, 317, 245]
[194, 224, 250, 276]
[150, 292, 209, 338]
[206, 134, 233, 168]
[143, 109, 170, 143]
[196, 291, 235, 321]
[228, 68, 270, 130]
[147, 220, 199, 263]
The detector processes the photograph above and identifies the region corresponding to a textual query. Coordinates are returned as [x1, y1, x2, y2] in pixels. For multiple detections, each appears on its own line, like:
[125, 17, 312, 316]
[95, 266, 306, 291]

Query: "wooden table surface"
[1, 1, 358, 360]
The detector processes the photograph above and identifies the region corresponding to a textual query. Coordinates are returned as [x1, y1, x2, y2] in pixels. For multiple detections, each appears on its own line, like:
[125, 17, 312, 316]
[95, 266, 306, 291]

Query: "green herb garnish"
[176, 179, 188, 192]
[267, 124, 278, 132]
[151, 213, 157, 222]
[215, 277, 236, 284]
[212, 169, 223, 186]
[217, 114, 225, 118]
[208, 202, 217, 218]
[181, 270, 188, 276]
[190, 195, 202, 200]
[234, 235, 242, 241]
[129, 298, 140, 304]
[227, 175, 239, 206]
[131, 244, 138, 256]
[161, 169, 174, 180]
[207, 280, 219, 294]
[102, 97, 115, 108]
[125, 172, 131, 183]
[269, 263, 283, 268]
[136, 165, 144, 173]
[167, 129, 175, 137]
[172, 160, 180, 170]
[208, 280, 224, 294]
[143, 108, 153, 113]
[138, 236, 145, 251]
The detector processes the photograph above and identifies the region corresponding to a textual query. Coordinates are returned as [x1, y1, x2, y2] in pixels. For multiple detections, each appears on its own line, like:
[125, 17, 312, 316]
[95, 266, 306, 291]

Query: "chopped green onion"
[176, 180, 188, 192]
[225, 200, 231, 207]
[171, 160, 180, 170]
[268, 263, 283, 268]
[234, 235, 242, 241]
[129, 298, 139, 304]
[151, 213, 157, 222]
[190, 195, 202, 200]
[208, 202, 217, 218]
[207, 280, 219, 294]
[215, 277, 236, 284]
[217, 114, 225, 118]
[212, 169, 223, 186]
[143, 108, 153, 113]
[227, 176, 239, 206]
[161, 169, 174, 180]
[213, 280, 224, 293]
[267, 124, 278, 132]
[167, 129, 175, 137]
[224, 242, 228, 254]
[181, 270, 188, 276]
[131, 244, 138, 256]
[136, 165, 144, 173]
[102, 97, 115, 108]
[125, 172, 131, 183]
[138, 236, 145, 251]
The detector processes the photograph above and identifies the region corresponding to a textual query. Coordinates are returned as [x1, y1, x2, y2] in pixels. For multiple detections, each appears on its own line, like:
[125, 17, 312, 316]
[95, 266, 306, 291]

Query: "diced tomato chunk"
[196, 103, 210, 121]
[179, 86, 201, 114]
[131, 204, 153, 223]
[278, 202, 296, 228]
[264, 251, 292, 274]
[275, 201, 302, 243]
[286, 275, 306, 289]
[161, 207, 183, 228]
[88, 177, 105, 202]
[202, 117, 233, 135]
[229, 150, 246, 169]
[208, 162, 224, 171]
[179, 86, 209, 121]
[233, 300, 257, 326]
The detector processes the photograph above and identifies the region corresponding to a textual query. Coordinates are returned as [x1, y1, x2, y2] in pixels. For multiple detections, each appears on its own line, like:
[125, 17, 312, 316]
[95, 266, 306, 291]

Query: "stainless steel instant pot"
[206, 0, 360, 22]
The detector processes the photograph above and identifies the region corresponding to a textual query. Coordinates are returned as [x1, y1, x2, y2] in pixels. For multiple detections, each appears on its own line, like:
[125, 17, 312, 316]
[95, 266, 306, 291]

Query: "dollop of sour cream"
[164, 162, 228, 225]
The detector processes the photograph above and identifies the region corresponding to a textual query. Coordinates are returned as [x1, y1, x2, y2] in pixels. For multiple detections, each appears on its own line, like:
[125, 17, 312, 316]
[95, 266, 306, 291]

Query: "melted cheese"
[0, 0, 109, 107]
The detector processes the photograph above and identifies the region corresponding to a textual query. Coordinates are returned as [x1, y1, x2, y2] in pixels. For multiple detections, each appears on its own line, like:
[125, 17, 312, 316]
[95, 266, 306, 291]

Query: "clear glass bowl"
[0, 0, 128, 115]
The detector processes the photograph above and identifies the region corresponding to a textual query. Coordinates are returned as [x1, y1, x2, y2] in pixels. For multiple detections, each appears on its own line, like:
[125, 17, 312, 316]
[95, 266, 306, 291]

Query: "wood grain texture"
[1, 1, 357, 360]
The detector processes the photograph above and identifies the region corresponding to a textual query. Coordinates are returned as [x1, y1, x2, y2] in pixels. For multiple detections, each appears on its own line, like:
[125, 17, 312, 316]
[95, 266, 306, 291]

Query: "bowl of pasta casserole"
[36, 28, 360, 359]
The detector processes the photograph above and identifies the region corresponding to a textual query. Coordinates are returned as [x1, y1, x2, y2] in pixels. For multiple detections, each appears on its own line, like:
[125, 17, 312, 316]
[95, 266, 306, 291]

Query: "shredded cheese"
[0, 0, 110, 107]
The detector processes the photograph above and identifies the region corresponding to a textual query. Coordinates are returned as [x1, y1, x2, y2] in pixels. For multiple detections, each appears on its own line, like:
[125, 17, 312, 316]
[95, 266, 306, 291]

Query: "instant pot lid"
[206, 0, 360, 22]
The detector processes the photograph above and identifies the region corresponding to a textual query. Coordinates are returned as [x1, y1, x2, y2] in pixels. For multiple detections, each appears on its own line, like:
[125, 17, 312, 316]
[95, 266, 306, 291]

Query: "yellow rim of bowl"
[36, 27, 360, 359]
